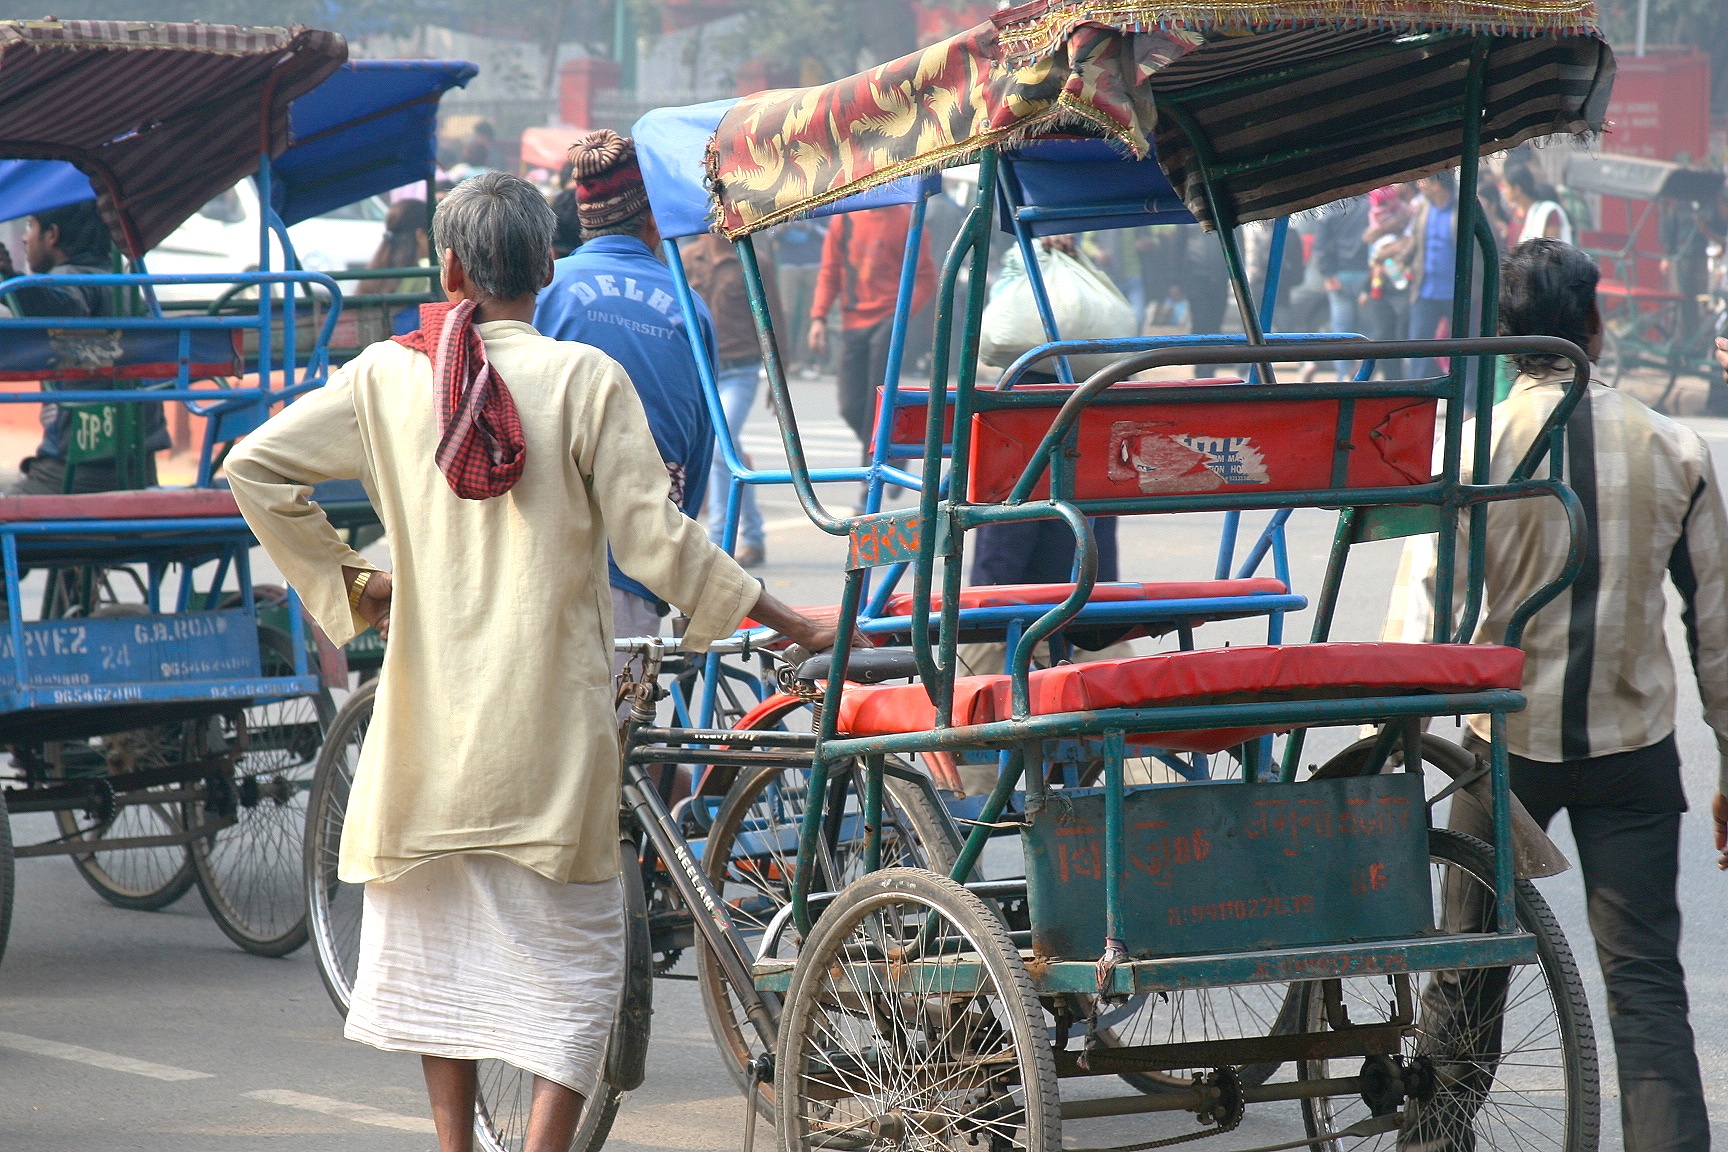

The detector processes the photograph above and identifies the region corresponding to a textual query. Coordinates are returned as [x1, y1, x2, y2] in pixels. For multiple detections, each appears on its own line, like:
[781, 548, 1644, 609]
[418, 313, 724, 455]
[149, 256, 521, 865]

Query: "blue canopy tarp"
[0, 159, 93, 223]
[270, 59, 477, 225]
[997, 137, 1196, 235]
[634, 99, 940, 240]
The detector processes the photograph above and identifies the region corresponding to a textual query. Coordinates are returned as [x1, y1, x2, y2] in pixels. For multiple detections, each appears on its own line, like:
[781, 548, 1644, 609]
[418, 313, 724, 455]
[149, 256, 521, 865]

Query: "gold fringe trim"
[996, 1, 1601, 65]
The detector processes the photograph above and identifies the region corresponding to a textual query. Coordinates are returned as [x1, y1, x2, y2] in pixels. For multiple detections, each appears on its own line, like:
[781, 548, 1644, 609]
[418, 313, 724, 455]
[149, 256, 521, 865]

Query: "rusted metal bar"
[1059, 1075, 1366, 1120]
[1053, 1023, 1405, 1079]
[14, 816, 233, 858]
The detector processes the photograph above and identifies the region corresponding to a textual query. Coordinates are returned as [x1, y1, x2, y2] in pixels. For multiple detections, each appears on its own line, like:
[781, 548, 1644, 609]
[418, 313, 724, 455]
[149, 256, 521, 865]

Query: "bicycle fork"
[617, 640, 782, 1076]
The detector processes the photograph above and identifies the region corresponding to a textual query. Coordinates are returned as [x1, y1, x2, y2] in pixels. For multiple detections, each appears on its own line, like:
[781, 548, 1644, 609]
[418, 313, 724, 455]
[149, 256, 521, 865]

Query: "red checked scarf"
[393, 301, 527, 500]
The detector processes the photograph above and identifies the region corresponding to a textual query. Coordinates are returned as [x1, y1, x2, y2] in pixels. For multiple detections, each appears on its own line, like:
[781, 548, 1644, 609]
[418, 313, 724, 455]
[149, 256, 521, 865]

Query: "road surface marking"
[245, 1089, 437, 1134]
[0, 1030, 212, 1081]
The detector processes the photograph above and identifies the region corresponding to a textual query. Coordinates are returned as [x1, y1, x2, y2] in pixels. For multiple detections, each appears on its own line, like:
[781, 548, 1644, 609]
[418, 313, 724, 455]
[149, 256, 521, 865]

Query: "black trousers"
[1511, 736, 1709, 1152]
[969, 516, 1119, 587]
[837, 319, 895, 455]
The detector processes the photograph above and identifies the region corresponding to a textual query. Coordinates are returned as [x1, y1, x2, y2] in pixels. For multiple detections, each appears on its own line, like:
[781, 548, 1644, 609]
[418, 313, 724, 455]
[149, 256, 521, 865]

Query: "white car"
[145, 180, 388, 299]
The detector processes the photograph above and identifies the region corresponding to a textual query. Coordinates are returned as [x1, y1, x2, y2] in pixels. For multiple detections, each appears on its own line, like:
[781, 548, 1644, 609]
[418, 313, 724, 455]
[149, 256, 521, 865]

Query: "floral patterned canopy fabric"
[706, 0, 1612, 236]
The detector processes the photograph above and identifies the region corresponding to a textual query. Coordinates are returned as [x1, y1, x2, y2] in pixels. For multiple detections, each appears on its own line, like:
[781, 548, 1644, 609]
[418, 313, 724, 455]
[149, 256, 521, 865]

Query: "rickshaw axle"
[1060, 1073, 1362, 1120]
[1053, 1020, 1405, 1078]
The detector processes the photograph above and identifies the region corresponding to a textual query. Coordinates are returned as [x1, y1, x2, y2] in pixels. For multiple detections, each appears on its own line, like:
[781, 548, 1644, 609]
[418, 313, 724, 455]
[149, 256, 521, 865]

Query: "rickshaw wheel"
[472, 835, 647, 1152]
[191, 628, 333, 957]
[0, 784, 14, 966]
[776, 868, 1060, 1152]
[697, 751, 957, 1112]
[1076, 978, 1302, 1096]
[48, 724, 200, 911]
[304, 677, 377, 1014]
[1296, 828, 1598, 1152]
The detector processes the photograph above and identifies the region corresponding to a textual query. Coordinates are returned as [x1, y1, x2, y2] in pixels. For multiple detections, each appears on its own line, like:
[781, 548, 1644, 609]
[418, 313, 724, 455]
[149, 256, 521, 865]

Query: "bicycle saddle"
[795, 647, 922, 685]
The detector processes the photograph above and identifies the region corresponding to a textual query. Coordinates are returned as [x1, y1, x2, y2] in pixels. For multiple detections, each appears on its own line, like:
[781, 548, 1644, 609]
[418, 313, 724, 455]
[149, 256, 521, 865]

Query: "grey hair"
[430, 172, 556, 300]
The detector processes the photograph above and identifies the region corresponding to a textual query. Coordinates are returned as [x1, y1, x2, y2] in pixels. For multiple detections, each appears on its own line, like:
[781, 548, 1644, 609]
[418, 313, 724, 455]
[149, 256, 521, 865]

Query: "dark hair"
[1422, 169, 1457, 196]
[551, 187, 582, 258]
[31, 199, 110, 264]
[1504, 163, 1557, 205]
[1498, 238, 1598, 372]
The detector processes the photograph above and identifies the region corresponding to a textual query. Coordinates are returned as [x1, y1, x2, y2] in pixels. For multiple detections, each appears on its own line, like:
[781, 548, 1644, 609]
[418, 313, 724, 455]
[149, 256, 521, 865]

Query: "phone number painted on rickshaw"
[0, 609, 264, 692]
[1023, 773, 1433, 958]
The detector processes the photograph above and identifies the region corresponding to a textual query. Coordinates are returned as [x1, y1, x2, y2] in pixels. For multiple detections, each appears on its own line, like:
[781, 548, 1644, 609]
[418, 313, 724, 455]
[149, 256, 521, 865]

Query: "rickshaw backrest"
[964, 381, 1437, 505]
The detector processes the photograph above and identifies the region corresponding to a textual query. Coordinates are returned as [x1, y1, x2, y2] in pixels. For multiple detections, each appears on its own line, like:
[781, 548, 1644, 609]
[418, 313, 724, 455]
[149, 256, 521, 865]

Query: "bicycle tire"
[191, 627, 332, 957]
[695, 691, 958, 1109]
[0, 785, 13, 967]
[51, 725, 200, 911]
[1297, 827, 1598, 1152]
[304, 677, 378, 1014]
[776, 868, 1061, 1152]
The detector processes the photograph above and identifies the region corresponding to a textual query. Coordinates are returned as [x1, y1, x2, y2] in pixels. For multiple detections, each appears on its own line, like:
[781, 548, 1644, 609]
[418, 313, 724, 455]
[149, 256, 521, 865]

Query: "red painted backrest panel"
[966, 388, 1437, 504]
[872, 387, 954, 451]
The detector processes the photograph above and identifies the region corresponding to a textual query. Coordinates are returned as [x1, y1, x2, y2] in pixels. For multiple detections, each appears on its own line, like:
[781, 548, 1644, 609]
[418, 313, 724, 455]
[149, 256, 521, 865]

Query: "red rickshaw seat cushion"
[835, 642, 1524, 754]
[0, 488, 241, 522]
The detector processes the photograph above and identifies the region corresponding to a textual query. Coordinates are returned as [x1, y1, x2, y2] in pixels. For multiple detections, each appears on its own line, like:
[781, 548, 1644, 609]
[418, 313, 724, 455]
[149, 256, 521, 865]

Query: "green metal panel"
[1022, 774, 1432, 959]
[1349, 504, 1442, 544]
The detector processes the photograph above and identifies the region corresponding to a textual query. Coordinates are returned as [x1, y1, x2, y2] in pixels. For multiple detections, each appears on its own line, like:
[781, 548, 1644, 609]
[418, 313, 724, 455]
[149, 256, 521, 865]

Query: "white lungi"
[345, 852, 625, 1095]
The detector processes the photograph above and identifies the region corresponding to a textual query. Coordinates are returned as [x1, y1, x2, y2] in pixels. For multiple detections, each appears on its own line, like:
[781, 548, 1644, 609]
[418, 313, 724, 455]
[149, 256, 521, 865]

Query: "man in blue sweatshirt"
[534, 130, 718, 640]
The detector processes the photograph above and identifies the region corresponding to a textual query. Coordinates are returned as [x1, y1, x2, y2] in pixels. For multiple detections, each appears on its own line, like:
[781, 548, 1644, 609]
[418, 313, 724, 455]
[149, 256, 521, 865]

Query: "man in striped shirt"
[1389, 240, 1722, 1152]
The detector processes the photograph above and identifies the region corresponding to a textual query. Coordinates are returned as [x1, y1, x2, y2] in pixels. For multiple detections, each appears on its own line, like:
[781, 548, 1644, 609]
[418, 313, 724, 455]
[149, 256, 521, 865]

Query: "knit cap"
[570, 130, 649, 231]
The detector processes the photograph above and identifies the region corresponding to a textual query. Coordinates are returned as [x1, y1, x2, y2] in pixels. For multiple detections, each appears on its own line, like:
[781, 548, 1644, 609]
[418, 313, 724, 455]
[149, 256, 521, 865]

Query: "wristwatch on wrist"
[347, 569, 374, 612]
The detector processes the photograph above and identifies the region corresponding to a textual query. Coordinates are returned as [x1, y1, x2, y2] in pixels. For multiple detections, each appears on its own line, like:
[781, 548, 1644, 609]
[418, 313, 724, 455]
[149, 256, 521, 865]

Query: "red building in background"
[1602, 48, 1711, 163]
[1581, 48, 1714, 295]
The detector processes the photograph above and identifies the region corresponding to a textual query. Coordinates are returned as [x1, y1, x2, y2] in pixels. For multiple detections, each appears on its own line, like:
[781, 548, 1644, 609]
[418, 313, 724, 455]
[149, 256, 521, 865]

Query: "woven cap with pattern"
[570, 130, 649, 232]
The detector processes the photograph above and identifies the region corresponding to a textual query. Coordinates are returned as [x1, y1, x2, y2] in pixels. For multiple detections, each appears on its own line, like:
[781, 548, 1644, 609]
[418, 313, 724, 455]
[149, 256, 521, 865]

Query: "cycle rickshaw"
[1563, 152, 1727, 405]
[305, 4, 1612, 1148]
[0, 22, 466, 960]
[301, 110, 1328, 1152]
[652, 4, 1608, 1150]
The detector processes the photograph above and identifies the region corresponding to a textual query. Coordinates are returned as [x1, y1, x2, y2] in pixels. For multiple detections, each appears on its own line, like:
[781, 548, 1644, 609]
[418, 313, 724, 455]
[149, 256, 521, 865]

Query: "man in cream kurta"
[227, 173, 831, 1152]
[230, 315, 757, 886]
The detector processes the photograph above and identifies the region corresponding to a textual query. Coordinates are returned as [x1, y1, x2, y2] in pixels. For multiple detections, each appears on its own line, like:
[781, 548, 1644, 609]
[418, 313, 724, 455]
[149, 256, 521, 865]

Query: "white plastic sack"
[980, 244, 1137, 378]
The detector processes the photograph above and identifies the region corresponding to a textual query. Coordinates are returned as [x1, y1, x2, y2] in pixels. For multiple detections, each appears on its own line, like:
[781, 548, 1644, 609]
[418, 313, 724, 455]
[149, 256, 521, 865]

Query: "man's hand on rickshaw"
[343, 565, 393, 641]
[1713, 791, 1727, 871]
[747, 583, 870, 655]
[1714, 336, 1728, 381]
[807, 316, 828, 359]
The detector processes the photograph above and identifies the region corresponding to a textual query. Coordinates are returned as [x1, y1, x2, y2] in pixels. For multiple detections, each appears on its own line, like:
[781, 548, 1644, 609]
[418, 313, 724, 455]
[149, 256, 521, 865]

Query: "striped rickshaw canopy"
[0, 19, 347, 256]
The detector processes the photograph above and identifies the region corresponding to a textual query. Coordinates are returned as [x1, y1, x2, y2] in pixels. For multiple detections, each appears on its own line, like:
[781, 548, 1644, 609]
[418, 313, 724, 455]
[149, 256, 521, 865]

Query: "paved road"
[4, 374, 1727, 1149]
